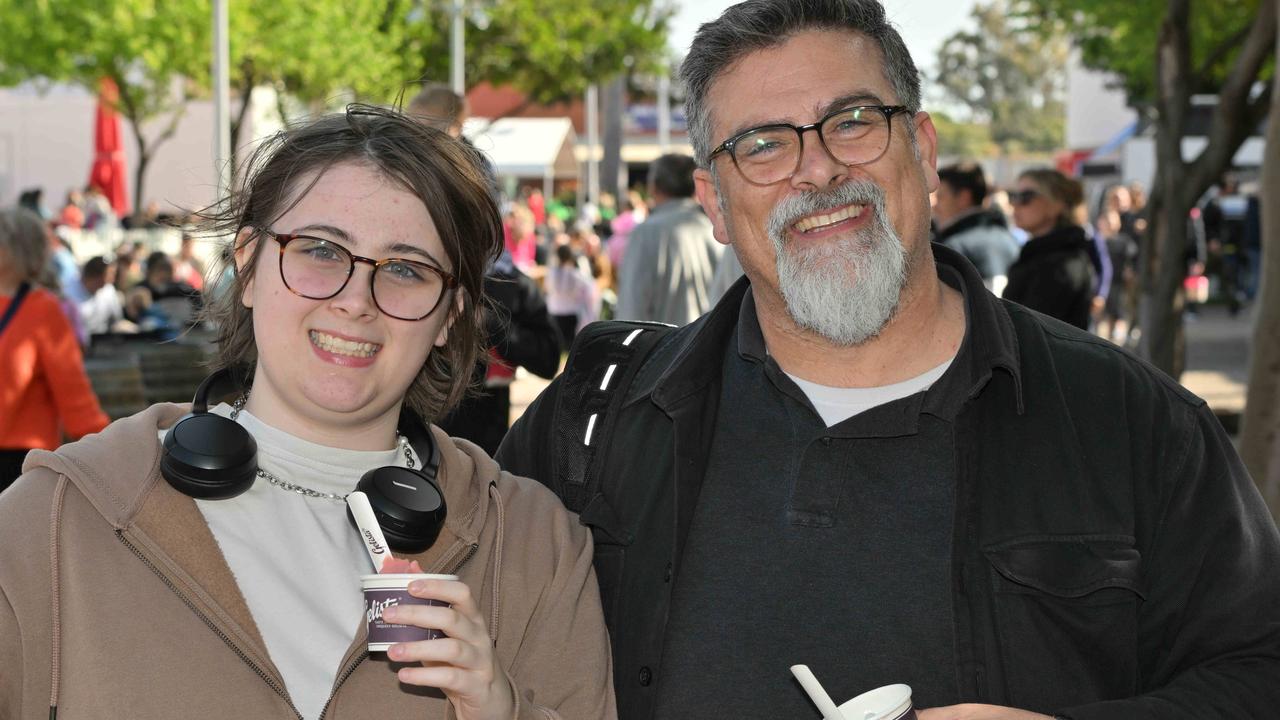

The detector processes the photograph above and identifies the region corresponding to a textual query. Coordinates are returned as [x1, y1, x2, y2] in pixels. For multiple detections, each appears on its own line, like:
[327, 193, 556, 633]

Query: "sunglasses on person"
[1008, 189, 1041, 206]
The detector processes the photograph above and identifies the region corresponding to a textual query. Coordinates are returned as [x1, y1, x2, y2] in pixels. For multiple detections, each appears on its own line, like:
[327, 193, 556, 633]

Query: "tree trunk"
[1239, 11, 1280, 518]
[129, 126, 151, 224]
[229, 62, 256, 185]
[601, 75, 627, 204]
[1138, 0, 1192, 377]
[1138, 0, 1274, 378]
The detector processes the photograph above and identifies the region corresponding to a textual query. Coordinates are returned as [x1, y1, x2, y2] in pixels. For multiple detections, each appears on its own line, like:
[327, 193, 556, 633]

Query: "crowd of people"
[1, 1, 1276, 719]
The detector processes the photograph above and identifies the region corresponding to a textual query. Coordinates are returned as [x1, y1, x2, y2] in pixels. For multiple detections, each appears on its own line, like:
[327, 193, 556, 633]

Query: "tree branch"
[1154, 0, 1193, 174]
[1192, 23, 1253, 85]
[1185, 0, 1277, 201]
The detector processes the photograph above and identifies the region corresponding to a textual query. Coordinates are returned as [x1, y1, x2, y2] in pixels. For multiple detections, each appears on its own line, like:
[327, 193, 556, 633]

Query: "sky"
[668, 0, 982, 79]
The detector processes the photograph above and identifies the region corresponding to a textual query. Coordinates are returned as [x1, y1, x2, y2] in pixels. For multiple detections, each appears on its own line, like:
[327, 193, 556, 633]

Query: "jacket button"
[639, 666, 653, 686]
[664, 562, 673, 583]
[820, 436, 832, 446]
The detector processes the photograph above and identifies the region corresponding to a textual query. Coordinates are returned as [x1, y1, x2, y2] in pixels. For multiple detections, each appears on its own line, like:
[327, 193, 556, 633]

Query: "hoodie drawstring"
[48, 476, 68, 720]
[488, 484, 505, 644]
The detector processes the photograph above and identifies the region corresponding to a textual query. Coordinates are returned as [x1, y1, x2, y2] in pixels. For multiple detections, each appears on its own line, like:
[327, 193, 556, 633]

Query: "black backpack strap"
[552, 320, 672, 512]
[0, 282, 31, 338]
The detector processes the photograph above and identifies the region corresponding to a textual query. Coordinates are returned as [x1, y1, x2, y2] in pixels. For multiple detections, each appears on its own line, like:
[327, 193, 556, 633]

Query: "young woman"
[1005, 168, 1100, 330]
[0, 106, 614, 720]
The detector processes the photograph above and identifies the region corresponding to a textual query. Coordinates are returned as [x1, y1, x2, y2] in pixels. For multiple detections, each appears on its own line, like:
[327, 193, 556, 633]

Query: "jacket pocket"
[984, 535, 1145, 710]
[579, 494, 633, 630]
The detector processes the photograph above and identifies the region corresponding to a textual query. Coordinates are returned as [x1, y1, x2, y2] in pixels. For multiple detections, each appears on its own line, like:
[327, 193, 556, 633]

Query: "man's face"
[693, 29, 939, 346]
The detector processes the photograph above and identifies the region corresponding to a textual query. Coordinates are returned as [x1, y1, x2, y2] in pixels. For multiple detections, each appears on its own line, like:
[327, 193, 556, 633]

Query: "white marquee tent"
[464, 116, 578, 199]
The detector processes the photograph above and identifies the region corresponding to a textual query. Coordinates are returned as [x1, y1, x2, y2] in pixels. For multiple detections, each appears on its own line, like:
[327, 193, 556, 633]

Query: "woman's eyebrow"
[291, 225, 441, 264]
[386, 242, 442, 265]
[291, 223, 352, 241]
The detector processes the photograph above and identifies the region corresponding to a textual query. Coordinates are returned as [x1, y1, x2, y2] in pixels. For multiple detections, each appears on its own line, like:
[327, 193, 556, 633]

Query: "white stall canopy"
[464, 117, 578, 198]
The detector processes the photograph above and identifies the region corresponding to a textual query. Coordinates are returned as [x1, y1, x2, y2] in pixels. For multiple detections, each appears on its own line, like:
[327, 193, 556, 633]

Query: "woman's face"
[1011, 179, 1063, 237]
[236, 162, 456, 447]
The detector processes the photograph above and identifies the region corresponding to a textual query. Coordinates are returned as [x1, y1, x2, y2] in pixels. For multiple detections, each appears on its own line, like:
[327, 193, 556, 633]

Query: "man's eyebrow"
[718, 91, 890, 141]
[818, 92, 888, 117]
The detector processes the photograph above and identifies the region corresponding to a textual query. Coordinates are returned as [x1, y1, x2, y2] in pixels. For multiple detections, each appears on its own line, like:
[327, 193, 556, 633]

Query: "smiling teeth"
[310, 331, 380, 358]
[793, 204, 865, 233]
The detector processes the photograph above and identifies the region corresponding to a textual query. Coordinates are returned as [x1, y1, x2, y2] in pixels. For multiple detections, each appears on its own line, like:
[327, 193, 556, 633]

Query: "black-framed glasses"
[708, 104, 911, 186]
[1008, 189, 1041, 206]
[267, 231, 457, 321]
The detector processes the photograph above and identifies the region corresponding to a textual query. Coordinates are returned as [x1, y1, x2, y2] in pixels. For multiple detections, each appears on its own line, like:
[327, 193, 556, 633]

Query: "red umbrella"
[88, 77, 130, 218]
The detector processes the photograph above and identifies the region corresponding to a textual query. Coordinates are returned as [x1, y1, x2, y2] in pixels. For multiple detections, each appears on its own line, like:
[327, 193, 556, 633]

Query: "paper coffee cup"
[836, 683, 916, 720]
[361, 573, 457, 652]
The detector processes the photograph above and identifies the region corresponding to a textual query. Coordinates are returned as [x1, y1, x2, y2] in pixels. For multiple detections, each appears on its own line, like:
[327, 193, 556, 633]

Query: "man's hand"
[917, 704, 1055, 720]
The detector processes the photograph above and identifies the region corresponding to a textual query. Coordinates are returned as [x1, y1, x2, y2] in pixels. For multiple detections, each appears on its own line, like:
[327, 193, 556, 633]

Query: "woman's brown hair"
[198, 104, 502, 422]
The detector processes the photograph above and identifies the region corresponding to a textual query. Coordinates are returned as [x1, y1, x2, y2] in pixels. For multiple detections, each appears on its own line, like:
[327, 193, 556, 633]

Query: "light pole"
[212, 0, 231, 199]
[451, 0, 465, 95]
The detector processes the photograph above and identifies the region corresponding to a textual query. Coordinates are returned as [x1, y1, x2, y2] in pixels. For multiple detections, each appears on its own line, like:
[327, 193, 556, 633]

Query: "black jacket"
[934, 208, 1021, 282]
[440, 262, 559, 454]
[497, 244, 1280, 720]
[1004, 224, 1097, 330]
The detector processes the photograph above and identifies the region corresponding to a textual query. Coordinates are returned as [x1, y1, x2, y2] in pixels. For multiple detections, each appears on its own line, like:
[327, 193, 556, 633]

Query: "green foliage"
[930, 111, 999, 159]
[229, 0, 422, 106]
[0, 0, 208, 121]
[1023, 0, 1264, 107]
[402, 0, 673, 106]
[934, 0, 1067, 153]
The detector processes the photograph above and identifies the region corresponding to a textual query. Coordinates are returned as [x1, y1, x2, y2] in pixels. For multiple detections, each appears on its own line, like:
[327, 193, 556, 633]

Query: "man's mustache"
[767, 181, 887, 243]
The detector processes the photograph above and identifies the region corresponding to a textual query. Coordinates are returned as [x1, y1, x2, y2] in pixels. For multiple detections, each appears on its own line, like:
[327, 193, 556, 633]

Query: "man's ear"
[694, 167, 731, 246]
[433, 289, 466, 348]
[233, 227, 258, 309]
[914, 111, 940, 194]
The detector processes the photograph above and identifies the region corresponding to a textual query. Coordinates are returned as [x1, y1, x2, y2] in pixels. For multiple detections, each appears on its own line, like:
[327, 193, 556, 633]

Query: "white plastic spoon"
[791, 664, 844, 720]
[347, 491, 391, 573]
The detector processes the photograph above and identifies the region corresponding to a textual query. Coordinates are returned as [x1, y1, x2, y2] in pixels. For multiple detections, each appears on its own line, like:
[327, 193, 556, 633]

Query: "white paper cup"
[836, 683, 916, 720]
[361, 573, 457, 652]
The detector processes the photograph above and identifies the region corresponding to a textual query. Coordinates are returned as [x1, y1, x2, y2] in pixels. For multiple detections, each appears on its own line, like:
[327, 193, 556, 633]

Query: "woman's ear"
[433, 289, 466, 349]
[233, 227, 258, 309]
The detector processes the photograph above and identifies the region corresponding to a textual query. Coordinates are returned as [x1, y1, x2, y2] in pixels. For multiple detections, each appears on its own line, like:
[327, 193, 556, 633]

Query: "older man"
[616, 153, 722, 326]
[497, 2, 1280, 719]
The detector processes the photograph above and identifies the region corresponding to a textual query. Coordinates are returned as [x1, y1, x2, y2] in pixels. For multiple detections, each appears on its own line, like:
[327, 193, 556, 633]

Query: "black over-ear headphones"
[161, 368, 447, 553]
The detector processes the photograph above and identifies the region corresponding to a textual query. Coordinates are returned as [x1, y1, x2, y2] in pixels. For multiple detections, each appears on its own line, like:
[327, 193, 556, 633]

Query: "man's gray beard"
[766, 181, 909, 347]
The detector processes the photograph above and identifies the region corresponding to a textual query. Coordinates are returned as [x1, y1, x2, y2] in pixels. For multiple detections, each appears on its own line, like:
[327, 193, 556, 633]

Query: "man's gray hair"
[680, 0, 921, 167]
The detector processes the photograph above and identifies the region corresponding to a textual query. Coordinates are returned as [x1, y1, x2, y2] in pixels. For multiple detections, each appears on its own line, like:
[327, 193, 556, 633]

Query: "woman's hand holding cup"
[383, 576, 515, 720]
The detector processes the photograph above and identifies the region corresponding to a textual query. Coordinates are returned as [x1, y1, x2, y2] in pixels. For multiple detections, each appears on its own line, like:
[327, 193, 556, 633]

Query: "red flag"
[88, 77, 130, 217]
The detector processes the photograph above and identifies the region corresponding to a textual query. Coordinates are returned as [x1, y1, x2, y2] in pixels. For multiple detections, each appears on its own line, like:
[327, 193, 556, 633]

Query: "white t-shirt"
[786, 358, 954, 427]
[172, 405, 418, 719]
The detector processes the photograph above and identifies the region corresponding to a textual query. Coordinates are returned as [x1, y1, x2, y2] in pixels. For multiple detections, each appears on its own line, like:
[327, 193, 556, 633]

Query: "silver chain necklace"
[230, 396, 415, 502]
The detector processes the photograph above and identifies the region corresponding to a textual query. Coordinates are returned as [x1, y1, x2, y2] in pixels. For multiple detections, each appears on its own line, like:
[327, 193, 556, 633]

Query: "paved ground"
[509, 304, 1256, 434]
[1182, 303, 1255, 434]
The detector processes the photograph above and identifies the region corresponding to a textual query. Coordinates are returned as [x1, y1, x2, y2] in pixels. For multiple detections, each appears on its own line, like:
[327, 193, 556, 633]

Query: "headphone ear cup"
[161, 413, 259, 500]
[352, 466, 446, 554]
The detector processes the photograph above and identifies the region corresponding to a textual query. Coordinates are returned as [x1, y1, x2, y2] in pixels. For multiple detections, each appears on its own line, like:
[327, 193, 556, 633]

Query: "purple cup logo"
[361, 573, 456, 652]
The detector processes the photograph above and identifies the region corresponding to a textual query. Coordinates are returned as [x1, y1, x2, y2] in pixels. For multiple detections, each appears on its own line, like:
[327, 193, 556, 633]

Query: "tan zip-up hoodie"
[0, 404, 615, 719]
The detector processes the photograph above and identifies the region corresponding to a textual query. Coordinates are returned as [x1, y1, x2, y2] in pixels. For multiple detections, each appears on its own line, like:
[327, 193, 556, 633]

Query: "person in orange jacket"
[0, 206, 109, 492]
